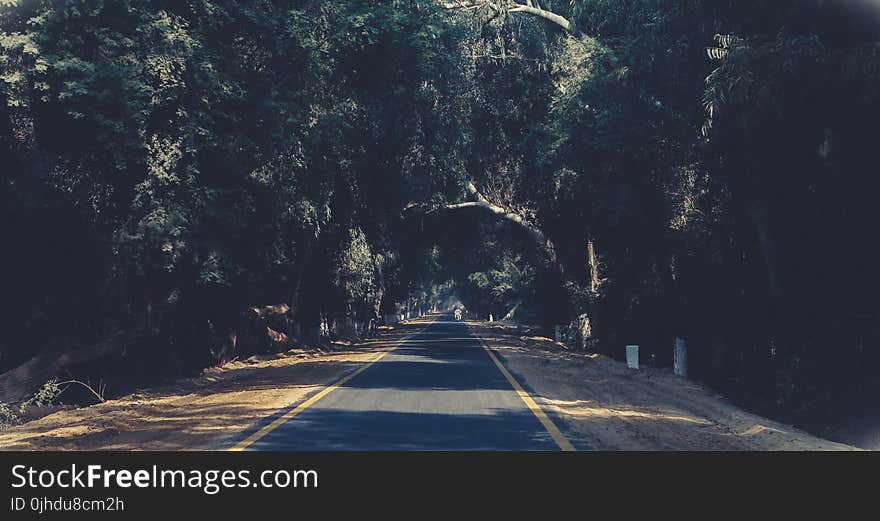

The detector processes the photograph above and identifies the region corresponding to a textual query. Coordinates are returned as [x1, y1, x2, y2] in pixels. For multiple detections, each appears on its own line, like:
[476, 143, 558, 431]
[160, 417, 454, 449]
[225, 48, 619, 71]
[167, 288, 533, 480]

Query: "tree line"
[2, 0, 879, 424]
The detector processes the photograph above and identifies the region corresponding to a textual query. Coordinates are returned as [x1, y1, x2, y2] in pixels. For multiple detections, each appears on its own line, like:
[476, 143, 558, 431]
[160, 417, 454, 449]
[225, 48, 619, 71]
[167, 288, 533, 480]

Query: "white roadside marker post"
[673, 337, 687, 377]
[626, 345, 639, 370]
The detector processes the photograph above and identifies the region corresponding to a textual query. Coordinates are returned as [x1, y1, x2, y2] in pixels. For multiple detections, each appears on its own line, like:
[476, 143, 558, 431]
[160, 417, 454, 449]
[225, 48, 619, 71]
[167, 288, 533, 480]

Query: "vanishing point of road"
[229, 314, 576, 451]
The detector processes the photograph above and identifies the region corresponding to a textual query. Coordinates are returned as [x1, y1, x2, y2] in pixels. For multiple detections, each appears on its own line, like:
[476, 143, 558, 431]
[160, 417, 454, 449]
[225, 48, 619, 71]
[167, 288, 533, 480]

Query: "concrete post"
[489, 313, 494, 322]
[673, 337, 687, 377]
[626, 345, 639, 369]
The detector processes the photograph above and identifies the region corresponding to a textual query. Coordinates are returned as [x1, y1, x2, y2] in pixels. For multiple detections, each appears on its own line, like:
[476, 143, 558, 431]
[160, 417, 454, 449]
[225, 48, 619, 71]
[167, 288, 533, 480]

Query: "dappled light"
[540, 398, 715, 427]
[0, 328, 417, 450]
[0, 0, 877, 452]
[467, 321, 852, 451]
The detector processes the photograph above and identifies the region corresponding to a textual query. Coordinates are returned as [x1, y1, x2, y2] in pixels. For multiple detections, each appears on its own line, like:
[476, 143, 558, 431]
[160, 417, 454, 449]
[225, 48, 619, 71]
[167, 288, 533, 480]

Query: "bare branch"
[450, 181, 557, 262]
[57, 379, 106, 404]
[442, 1, 573, 33]
[442, 1, 497, 11]
[405, 178, 558, 264]
[508, 3, 572, 32]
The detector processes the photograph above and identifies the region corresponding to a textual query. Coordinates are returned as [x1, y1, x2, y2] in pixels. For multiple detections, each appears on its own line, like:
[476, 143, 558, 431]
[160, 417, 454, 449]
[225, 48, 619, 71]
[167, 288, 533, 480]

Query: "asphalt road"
[241, 314, 566, 450]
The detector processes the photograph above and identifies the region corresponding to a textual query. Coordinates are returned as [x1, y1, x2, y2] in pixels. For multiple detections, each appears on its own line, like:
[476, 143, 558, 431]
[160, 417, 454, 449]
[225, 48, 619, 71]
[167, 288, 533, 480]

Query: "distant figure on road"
[454, 308, 462, 321]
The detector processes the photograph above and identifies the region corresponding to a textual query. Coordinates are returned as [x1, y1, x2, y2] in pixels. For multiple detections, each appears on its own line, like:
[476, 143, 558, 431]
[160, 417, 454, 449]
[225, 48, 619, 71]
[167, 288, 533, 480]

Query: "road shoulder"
[0, 326, 419, 450]
[468, 321, 857, 451]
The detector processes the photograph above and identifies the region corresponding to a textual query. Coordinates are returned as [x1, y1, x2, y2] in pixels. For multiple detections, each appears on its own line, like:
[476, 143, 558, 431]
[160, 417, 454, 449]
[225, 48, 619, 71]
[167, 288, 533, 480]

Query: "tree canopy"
[3, 0, 880, 425]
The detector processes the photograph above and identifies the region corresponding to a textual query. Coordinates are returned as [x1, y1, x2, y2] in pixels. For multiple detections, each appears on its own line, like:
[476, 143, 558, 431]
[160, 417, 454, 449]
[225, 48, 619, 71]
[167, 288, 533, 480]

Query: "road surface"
[233, 314, 571, 450]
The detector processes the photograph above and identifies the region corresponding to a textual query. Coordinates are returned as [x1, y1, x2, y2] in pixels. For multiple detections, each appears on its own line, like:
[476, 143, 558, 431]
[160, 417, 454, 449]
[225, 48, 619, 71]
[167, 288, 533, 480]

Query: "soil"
[0, 328, 406, 450]
[469, 321, 858, 450]
[0, 319, 860, 450]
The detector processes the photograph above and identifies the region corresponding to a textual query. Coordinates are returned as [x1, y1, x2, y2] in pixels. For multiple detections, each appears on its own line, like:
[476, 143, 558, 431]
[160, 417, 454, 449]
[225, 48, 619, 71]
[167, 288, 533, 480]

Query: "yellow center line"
[228, 319, 433, 451]
[473, 330, 576, 452]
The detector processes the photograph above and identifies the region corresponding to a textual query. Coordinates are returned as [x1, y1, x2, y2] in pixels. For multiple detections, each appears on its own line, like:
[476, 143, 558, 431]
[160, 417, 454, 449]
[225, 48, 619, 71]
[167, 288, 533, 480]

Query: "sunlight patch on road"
[397, 338, 481, 344]
[227, 321, 435, 451]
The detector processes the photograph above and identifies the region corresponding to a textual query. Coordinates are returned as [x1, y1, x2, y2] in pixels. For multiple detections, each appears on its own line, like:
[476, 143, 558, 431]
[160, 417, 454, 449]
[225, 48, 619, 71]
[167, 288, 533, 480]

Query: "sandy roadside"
[0, 317, 860, 451]
[0, 325, 418, 450]
[468, 321, 858, 451]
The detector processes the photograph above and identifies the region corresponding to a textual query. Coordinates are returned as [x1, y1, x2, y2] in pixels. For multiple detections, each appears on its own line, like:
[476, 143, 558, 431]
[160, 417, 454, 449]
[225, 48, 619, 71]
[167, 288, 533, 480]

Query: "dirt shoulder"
[0, 324, 417, 450]
[469, 321, 857, 451]
[1, 317, 858, 451]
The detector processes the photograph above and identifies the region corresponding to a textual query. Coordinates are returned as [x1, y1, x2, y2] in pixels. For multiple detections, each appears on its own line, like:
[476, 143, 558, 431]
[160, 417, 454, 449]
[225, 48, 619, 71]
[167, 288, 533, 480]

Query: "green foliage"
[2, 0, 880, 421]
[19, 379, 62, 410]
[334, 228, 379, 311]
[0, 402, 19, 429]
[468, 254, 535, 309]
[0, 0, 465, 367]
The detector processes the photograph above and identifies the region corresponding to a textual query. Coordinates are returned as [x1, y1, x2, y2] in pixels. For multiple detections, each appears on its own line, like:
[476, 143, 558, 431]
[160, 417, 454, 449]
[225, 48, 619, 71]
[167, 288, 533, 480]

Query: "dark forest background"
[3, 0, 880, 434]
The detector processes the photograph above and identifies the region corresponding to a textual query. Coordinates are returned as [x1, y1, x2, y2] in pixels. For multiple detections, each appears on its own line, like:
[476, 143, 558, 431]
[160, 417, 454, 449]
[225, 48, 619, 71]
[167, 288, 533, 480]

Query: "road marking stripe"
[228, 320, 432, 451]
[475, 333, 576, 452]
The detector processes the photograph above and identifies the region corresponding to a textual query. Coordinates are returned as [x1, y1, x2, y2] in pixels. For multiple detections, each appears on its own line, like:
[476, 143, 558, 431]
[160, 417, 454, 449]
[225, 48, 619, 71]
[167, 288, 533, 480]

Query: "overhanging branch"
[440, 181, 558, 265]
[508, 4, 572, 32]
[404, 178, 559, 266]
[442, 1, 573, 33]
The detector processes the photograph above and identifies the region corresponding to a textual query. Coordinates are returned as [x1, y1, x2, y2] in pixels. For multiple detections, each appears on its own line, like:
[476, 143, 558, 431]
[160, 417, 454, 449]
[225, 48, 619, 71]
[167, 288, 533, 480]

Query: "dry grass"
[0, 327, 418, 450]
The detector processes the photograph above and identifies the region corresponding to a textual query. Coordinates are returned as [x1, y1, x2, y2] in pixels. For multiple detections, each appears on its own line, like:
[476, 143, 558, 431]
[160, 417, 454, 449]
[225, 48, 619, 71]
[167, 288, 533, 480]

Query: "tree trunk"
[747, 204, 782, 301]
[286, 240, 314, 340]
[502, 300, 522, 320]
[371, 262, 386, 334]
[587, 238, 600, 293]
